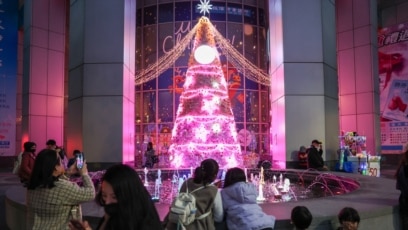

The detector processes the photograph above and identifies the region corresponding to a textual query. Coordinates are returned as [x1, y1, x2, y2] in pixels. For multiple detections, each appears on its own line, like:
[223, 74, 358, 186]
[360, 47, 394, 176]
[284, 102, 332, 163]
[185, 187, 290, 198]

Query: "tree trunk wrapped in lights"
[168, 17, 243, 169]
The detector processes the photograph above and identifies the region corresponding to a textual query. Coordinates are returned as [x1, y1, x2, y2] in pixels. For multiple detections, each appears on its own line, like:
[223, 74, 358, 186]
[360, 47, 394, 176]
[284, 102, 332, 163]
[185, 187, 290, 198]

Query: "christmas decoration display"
[168, 17, 243, 169]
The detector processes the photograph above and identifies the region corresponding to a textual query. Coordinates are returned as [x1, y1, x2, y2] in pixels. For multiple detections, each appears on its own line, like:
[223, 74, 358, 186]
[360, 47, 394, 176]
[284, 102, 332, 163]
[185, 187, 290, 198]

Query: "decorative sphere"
[194, 45, 216, 64]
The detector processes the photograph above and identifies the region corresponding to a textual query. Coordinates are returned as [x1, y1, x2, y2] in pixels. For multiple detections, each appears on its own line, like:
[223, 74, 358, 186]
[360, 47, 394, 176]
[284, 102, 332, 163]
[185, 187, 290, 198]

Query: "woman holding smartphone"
[27, 149, 95, 229]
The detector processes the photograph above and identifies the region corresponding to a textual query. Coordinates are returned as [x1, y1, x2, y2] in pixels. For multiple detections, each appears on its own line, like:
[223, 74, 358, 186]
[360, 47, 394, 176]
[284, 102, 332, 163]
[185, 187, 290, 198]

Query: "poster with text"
[379, 21, 408, 153]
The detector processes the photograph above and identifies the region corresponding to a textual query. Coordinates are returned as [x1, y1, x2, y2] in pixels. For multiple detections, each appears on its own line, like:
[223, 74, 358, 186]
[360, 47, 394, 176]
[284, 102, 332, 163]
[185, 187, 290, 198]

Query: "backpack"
[168, 185, 211, 228]
[12, 152, 23, 174]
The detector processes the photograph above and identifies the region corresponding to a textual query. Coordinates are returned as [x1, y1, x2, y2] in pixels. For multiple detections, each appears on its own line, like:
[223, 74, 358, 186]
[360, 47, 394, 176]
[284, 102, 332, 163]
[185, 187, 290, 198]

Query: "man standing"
[307, 139, 328, 171]
[46, 139, 57, 150]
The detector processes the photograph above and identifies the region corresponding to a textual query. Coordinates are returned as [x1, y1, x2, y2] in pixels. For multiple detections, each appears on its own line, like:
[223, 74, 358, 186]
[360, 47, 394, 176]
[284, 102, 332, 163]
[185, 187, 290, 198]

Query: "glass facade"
[135, 0, 270, 165]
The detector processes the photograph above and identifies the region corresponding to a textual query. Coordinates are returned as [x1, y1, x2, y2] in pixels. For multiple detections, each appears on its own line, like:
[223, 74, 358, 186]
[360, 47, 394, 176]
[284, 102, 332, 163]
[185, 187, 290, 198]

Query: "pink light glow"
[168, 63, 243, 168]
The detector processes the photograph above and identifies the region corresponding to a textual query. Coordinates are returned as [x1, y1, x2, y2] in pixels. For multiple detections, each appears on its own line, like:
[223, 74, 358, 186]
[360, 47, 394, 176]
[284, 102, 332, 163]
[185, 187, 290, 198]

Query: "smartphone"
[69, 219, 86, 230]
[76, 152, 84, 169]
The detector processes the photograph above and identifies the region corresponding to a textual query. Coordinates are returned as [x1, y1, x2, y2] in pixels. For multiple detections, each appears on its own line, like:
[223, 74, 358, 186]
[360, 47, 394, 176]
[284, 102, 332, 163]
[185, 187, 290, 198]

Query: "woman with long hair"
[70, 164, 163, 230]
[27, 149, 95, 229]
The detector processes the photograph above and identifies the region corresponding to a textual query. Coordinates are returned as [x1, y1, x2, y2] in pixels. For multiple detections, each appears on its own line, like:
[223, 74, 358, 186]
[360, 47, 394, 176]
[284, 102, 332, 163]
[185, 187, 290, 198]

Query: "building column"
[336, 0, 381, 155]
[68, 0, 136, 168]
[22, 0, 67, 148]
[269, 0, 338, 168]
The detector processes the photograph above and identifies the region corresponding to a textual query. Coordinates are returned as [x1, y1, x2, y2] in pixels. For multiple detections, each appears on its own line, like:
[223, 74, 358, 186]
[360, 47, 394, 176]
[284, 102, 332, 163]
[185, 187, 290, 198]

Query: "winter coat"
[221, 182, 275, 230]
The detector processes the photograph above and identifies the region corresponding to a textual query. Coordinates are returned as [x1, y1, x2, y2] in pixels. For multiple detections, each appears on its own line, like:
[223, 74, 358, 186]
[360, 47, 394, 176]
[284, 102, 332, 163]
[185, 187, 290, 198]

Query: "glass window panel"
[227, 3, 243, 23]
[159, 3, 173, 23]
[174, 91, 182, 114]
[243, 5, 257, 25]
[142, 124, 158, 144]
[143, 78, 156, 90]
[174, 21, 192, 66]
[143, 91, 156, 123]
[227, 23, 243, 53]
[260, 134, 269, 154]
[157, 123, 173, 153]
[247, 124, 259, 133]
[143, 26, 157, 68]
[135, 124, 141, 133]
[235, 123, 245, 133]
[260, 91, 269, 123]
[171, 67, 187, 94]
[158, 23, 173, 58]
[231, 96, 244, 122]
[261, 123, 269, 133]
[259, 28, 267, 70]
[158, 90, 173, 122]
[244, 26, 258, 65]
[212, 21, 226, 36]
[248, 132, 258, 152]
[259, 8, 266, 27]
[137, 8, 142, 27]
[192, 1, 203, 21]
[144, 6, 157, 25]
[135, 84, 142, 91]
[135, 92, 143, 123]
[175, 2, 191, 21]
[245, 77, 259, 90]
[260, 82, 269, 90]
[208, 2, 226, 21]
[136, 27, 142, 70]
[158, 68, 173, 89]
[246, 90, 259, 122]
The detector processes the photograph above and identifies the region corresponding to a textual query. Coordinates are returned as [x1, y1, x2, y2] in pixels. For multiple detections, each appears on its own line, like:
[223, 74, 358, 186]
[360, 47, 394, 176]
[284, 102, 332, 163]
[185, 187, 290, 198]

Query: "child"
[221, 167, 275, 230]
[337, 207, 360, 230]
[298, 146, 308, 169]
[291, 206, 313, 230]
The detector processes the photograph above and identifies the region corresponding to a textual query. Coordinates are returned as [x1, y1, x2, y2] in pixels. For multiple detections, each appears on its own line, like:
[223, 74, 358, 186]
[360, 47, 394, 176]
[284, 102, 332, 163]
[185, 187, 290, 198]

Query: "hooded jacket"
[221, 181, 275, 230]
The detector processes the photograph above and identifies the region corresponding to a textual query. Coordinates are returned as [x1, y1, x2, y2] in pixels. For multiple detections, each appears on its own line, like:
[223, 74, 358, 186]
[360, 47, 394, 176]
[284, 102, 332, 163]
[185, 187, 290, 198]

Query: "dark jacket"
[18, 151, 36, 182]
[307, 146, 324, 169]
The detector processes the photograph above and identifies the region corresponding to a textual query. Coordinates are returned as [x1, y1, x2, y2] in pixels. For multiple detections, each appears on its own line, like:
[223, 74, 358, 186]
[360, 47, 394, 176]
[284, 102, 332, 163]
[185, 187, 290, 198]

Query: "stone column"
[68, 0, 136, 168]
[22, 0, 67, 148]
[269, 0, 338, 168]
[336, 0, 381, 155]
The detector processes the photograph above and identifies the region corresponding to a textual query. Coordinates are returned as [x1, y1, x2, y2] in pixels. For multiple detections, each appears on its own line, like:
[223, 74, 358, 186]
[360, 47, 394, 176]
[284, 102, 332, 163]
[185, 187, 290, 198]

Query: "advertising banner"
[378, 21, 408, 153]
[0, 1, 18, 156]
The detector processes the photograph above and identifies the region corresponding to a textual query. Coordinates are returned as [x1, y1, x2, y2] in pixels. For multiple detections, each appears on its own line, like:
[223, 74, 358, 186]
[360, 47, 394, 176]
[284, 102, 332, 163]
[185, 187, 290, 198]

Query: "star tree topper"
[197, 0, 213, 16]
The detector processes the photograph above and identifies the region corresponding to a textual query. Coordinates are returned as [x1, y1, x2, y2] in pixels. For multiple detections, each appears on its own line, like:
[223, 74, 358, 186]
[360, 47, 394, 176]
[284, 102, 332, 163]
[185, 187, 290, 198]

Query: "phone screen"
[76, 153, 84, 169]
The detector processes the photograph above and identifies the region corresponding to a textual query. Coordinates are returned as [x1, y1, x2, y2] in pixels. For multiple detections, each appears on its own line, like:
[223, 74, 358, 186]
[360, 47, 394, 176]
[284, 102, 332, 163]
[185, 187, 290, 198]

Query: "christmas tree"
[168, 17, 243, 169]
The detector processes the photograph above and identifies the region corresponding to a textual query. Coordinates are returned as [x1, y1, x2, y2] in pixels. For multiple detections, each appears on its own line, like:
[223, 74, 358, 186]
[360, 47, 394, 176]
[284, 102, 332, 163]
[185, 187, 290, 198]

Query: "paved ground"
[0, 166, 397, 230]
[0, 168, 21, 230]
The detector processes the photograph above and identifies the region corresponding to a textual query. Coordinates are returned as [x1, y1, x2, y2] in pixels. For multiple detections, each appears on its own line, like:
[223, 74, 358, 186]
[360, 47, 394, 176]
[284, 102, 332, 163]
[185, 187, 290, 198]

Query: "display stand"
[338, 132, 381, 177]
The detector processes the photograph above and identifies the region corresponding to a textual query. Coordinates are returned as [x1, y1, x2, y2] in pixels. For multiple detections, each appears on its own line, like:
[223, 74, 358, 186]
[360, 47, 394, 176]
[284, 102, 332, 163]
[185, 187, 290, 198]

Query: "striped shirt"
[26, 174, 95, 230]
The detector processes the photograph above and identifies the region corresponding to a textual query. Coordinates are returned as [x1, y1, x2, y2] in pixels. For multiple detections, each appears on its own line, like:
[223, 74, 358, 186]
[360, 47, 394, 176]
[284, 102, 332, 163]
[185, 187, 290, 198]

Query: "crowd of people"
[13, 138, 367, 229]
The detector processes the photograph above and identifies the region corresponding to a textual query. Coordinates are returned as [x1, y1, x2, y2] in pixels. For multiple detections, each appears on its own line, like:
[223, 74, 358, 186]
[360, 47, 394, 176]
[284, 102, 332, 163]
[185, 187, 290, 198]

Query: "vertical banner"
[378, 22, 408, 153]
[0, 1, 18, 156]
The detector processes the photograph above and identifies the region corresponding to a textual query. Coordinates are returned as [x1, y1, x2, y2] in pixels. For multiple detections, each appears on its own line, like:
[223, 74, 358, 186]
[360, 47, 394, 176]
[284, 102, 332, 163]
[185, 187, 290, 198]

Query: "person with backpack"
[18, 141, 37, 185]
[164, 158, 224, 230]
[221, 167, 276, 230]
